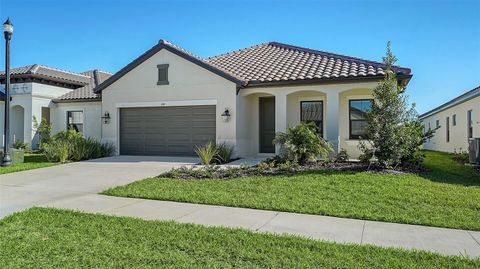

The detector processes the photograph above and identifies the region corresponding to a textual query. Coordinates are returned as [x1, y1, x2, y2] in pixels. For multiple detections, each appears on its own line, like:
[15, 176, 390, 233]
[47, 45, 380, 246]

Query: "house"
[0, 65, 111, 149]
[1, 40, 412, 158]
[420, 86, 479, 153]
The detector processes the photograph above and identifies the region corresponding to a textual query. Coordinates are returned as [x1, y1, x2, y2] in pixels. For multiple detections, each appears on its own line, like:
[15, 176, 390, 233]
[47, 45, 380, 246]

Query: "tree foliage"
[360, 42, 434, 168]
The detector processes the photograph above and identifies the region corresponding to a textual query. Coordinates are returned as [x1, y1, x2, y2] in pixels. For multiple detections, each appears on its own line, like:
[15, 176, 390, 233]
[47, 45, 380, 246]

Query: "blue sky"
[0, 0, 479, 113]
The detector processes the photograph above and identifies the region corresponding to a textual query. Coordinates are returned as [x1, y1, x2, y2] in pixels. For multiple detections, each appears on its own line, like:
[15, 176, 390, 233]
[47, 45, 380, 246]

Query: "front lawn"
[0, 153, 59, 174]
[104, 151, 480, 230]
[0, 208, 478, 268]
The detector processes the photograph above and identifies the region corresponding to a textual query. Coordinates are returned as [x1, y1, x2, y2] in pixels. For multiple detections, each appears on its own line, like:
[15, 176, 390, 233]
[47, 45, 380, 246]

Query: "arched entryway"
[10, 105, 25, 145]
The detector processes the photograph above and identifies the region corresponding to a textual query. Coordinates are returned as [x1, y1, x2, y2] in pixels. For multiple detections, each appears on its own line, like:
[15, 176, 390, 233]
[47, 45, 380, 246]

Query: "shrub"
[195, 142, 218, 165]
[452, 150, 469, 164]
[42, 129, 115, 163]
[334, 148, 350, 163]
[100, 142, 116, 157]
[358, 148, 374, 164]
[215, 142, 235, 164]
[43, 139, 70, 163]
[33, 116, 52, 150]
[12, 140, 28, 150]
[273, 122, 332, 164]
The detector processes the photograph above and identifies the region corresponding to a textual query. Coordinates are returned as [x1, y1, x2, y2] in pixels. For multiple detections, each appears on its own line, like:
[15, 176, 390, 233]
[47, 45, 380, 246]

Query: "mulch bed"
[159, 160, 425, 180]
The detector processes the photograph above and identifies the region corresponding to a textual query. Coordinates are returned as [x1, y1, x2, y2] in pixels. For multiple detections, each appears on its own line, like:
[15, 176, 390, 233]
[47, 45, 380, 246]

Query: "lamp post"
[1, 18, 13, 167]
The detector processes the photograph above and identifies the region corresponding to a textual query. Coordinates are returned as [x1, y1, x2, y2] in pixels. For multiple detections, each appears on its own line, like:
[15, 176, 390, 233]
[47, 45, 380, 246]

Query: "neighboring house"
[1, 40, 412, 158]
[0, 65, 111, 149]
[420, 86, 479, 153]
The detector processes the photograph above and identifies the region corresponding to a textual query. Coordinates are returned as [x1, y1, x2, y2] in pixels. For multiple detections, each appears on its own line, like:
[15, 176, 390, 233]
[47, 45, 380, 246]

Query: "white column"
[326, 90, 340, 153]
[275, 92, 287, 154]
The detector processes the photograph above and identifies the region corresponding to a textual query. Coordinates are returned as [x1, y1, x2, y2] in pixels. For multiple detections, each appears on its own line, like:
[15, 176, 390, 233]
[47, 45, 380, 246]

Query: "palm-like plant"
[195, 142, 218, 165]
[273, 122, 332, 164]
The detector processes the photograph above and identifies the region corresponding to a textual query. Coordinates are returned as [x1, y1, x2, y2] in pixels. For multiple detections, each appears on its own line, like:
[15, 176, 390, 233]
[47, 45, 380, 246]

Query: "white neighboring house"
[0, 65, 111, 149]
[1, 40, 413, 158]
[420, 86, 479, 153]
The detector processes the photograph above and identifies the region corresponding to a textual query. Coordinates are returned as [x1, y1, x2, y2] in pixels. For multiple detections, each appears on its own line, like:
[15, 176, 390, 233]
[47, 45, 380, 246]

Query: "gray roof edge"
[419, 86, 480, 119]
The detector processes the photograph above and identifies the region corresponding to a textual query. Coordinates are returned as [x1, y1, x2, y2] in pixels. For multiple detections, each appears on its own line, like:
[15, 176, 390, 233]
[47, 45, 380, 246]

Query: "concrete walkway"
[42, 194, 480, 258]
[0, 155, 198, 218]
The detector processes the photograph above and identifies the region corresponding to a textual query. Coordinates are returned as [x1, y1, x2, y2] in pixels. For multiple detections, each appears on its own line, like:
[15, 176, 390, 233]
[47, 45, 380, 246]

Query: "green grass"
[0, 208, 478, 268]
[104, 151, 480, 231]
[0, 153, 59, 174]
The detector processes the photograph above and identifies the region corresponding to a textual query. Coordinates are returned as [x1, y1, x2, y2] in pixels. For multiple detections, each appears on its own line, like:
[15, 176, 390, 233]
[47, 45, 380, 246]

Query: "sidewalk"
[42, 194, 480, 258]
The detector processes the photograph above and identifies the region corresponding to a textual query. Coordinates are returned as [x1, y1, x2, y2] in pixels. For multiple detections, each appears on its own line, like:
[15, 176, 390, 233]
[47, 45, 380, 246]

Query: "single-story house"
[420, 86, 479, 153]
[1, 40, 412, 158]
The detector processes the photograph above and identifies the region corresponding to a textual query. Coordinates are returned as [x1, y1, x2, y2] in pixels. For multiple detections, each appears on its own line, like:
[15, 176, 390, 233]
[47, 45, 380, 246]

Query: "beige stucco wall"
[422, 95, 480, 153]
[51, 101, 102, 140]
[101, 48, 238, 155]
[238, 82, 377, 158]
[0, 82, 74, 148]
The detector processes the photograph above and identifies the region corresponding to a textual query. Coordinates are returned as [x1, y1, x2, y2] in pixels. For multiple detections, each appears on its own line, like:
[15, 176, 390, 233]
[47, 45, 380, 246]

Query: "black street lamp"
[1, 18, 13, 167]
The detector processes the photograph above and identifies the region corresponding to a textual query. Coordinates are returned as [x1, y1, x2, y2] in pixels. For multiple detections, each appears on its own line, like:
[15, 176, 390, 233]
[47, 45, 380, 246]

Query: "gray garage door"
[120, 106, 216, 156]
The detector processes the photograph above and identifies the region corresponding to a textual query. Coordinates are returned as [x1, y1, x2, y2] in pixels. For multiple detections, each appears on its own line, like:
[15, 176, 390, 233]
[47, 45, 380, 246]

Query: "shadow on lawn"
[294, 151, 479, 187]
[417, 150, 479, 186]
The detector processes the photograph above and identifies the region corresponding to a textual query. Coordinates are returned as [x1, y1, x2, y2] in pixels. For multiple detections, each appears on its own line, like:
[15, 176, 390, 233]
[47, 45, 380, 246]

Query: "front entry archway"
[10, 105, 25, 145]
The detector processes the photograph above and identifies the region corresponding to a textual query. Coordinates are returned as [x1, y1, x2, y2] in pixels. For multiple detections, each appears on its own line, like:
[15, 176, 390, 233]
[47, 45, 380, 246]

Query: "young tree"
[360, 42, 433, 168]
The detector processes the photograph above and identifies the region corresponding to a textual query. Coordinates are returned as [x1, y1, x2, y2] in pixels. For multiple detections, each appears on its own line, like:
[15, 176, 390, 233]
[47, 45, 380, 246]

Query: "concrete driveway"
[0, 155, 197, 218]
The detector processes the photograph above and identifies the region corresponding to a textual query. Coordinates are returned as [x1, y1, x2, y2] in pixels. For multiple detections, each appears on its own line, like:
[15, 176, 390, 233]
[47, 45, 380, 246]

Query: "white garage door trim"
[115, 99, 217, 108]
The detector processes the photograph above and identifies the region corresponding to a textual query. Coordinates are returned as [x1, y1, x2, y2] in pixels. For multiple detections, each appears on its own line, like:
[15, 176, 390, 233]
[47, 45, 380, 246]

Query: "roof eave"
[240, 74, 413, 89]
[0, 73, 89, 87]
[419, 86, 480, 119]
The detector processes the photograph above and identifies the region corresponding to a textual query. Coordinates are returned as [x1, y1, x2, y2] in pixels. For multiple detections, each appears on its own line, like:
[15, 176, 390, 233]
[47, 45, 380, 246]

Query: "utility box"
[468, 138, 480, 165]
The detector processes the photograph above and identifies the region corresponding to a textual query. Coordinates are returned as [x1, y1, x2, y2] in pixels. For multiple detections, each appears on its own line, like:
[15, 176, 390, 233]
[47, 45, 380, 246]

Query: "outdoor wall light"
[221, 108, 231, 122]
[101, 112, 111, 124]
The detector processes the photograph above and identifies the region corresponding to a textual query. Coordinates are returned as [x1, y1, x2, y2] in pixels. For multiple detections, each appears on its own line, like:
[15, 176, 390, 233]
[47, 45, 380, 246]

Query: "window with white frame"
[67, 111, 84, 133]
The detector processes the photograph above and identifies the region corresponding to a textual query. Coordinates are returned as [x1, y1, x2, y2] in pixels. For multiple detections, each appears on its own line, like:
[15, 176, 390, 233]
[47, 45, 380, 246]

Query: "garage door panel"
[120, 105, 215, 156]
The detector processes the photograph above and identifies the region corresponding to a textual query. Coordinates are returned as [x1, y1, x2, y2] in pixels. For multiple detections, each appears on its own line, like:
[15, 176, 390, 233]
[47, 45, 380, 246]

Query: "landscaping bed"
[1, 208, 478, 268]
[103, 151, 480, 230]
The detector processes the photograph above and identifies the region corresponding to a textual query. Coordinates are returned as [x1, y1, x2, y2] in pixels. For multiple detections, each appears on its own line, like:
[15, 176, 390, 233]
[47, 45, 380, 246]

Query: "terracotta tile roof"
[205, 42, 411, 85]
[0, 64, 91, 86]
[55, 70, 112, 102]
[94, 39, 412, 93]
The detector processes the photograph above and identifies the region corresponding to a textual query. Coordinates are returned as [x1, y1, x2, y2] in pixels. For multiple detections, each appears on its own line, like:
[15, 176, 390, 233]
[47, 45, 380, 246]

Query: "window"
[446, 116, 450, 142]
[436, 119, 440, 129]
[157, 64, 169, 85]
[349, 99, 372, 139]
[300, 101, 323, 137]
[467, 110, 473, 139]
[428, 122, 431, 130]
[67, 111, 83, 133]
[452, 114, 456, 126]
